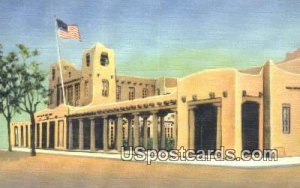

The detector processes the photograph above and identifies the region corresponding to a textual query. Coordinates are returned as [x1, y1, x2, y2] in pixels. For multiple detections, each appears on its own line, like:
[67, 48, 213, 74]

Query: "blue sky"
[1, 0, 300, 77]
[1, 0, 300, 147]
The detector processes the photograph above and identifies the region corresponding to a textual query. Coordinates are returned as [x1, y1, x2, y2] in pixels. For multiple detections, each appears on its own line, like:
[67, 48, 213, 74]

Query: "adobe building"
[10, 43, 300, 157]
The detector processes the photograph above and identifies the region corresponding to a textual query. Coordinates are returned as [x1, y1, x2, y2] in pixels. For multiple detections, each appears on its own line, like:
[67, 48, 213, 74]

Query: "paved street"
[0, 151, 300, 188]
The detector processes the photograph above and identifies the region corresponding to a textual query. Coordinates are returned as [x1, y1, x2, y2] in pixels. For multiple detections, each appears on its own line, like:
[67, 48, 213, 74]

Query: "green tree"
[0, 44, 24, 152]
[16, 44, 48, 156]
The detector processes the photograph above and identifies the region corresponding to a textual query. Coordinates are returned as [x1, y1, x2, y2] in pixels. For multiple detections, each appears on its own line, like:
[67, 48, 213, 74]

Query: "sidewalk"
[8, 147, 300, 168]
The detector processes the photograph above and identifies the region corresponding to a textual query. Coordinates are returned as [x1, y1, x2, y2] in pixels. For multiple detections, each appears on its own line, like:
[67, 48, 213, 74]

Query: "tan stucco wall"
[10, 121, 31, 148]
[176, 69, 237, 151]
[268, 63, 300, 156]
[116, 76, 156, 101]
[237, 71, 264, 152]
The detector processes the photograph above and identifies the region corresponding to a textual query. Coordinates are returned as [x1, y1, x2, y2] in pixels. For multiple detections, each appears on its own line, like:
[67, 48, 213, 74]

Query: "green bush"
[123, 139, 129, 150]
[165, 137, 175, 151]
[147, 138, 153, 150]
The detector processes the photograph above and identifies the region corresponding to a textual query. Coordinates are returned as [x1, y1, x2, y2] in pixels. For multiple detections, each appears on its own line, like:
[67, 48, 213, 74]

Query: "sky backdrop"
[1, 0, 300, 148]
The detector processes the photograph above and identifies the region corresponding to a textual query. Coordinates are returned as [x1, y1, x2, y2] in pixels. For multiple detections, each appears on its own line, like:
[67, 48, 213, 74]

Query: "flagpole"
[54, 16, 66, 105]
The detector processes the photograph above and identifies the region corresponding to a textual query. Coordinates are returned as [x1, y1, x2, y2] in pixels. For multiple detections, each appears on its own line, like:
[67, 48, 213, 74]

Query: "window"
[57, 87, 61, 105]
[67, 86, 73, 105]
[129, 87, 135, 100]
[100, 52, 109, 66]
[142, 88, 148, 98]
[49, 89, 53, 104]
[102, 79, 109, 97]
[68, 72, 71, 78]
[86, 53, 90, 67]
[282, 104, 291, 134]
[116, 86, 121, 100]
[75, 83, 80, 106]
[56, 87, 64, 105]
[84, 81, 89, 97]
[52, 68, 55, 80]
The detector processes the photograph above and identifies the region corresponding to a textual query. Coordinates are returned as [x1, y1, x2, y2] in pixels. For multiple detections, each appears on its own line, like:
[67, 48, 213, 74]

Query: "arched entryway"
[242, 101, 259, 151]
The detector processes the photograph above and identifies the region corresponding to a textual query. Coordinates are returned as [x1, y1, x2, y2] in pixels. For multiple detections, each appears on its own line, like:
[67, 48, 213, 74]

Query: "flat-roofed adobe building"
[10, 43, 300, 157]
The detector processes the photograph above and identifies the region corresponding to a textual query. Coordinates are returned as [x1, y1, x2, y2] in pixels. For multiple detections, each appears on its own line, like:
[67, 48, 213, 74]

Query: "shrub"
[123, 139, 129, 150]
[165, 137, 175, 151]
[147, 138, 153, 149]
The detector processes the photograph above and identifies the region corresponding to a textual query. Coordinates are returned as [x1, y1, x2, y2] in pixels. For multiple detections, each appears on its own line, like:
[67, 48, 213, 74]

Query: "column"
[127, 116, 133, 147]
[63, 119, 67, 149]
[188, 107, 195, 150]
[152, 111, 159, 150]
[259, 101, 264, 150]
[27, 125, 31, 148]
[78, 118, 84, 150]
[46, 122, 50, 148]
[39, 124, 42, 148]
[172, 111, 177, 149]
[116, 115, 123, 151]
[103, 116, 108, 151]
[90, 118, 96, 151]
[68, 119, 73, 149]
[18, 126, 21, 147]
[35, 124, 37, 148]
[143, 116, 148, 149]
[22, 126, 26, 147]
[160, 113, 166, 149]
[133, 113, 140, 147]
[54, 120, 58, 148]
[25, 125, 28, 147]
[215, 103, 222, 149]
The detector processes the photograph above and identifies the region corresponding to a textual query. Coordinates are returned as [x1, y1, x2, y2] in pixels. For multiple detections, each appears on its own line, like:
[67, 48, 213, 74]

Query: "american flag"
[56, 19, 81, 41]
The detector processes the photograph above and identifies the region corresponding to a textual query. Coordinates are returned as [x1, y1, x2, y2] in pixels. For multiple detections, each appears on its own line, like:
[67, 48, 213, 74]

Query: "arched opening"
[242, 101, 259, 151]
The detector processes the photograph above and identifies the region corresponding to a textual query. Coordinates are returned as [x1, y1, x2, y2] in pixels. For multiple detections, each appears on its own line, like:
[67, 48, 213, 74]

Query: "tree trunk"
[30, 113, 36, 156]
[6, 119, 12, 152]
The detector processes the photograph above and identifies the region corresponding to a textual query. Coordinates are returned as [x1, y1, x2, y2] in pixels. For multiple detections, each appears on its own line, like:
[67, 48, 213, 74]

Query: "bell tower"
[81, 43, 116, 105]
